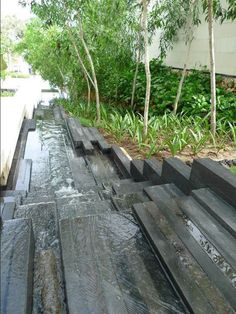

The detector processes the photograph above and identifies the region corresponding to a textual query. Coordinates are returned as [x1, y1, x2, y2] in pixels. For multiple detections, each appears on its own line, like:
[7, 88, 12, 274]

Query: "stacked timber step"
[66, 116, 111, 154]
[132, 158, 236, 313]
[1, 218, 34, 313]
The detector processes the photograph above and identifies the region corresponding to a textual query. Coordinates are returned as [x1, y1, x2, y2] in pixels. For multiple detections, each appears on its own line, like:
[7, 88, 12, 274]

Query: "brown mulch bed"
[99, 128, 236, 163]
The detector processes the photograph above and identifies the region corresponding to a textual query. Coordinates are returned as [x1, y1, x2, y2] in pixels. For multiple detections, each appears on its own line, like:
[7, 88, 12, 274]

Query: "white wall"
[0, 76, 42, 186]
[149, 12, 236, 76]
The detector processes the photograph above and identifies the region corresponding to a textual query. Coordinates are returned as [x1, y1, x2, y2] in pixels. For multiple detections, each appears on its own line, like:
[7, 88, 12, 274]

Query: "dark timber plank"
[53, 106, 62, 121]
[190, 158, 236, 207]
[113, 180, 153, 195]
[1, 202, 16, 220]
[143, 159, 162, 184]
[66, 118, 84, 148]
[81, 140, 94, 155]
[15, 159, 32, 192]
[111, 145, 131, 178]
[1, 218, 34, 314]
[89, 127, 111, 152]
[178, 196, 236, 269]
[59, 105, 67, 119]
[60, 213, 187, 313]
[145, 186, 236, 311]
[130, 160, 146, 181]
[161, 158, 193, 194]
[82, 127, 94, 142]
[192, 188, 236, 239]
[58, 200, 114, 220]
[133, 201, 215, 314]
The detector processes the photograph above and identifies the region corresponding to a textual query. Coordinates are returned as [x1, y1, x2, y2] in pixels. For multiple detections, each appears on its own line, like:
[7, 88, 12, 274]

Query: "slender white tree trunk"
[131, 50, 141, 109]
[173, 39, 192, 114]
[77, 18, 100, 123]
[57, 65, 67, 97]
[131, 16, 142, 109]
[173, 0, 196, 114]
[85, 74, 91, 107]
[67, 27, 93, 107]
[208, 0, 216, 136]
[142, 0, 151, 138]
[67, 28, 94, 87]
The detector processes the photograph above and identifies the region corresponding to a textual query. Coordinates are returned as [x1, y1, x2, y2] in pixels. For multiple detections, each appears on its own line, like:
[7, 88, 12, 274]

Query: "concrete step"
[111, 192, 149, 211]
[192, 188, 236, 239]
[133, 202, 216, 314]
[15, 159, 32, 193]
[112, 180, 153, 196]
[161, 158, 193, 194]
[59, 213, 187, 313]
[143, 159, 162, 184]
[143, 187, 236, 311]
[190, 158, 236, 207]
[58, 200, 115, 220]
[178, 196, 236, 271]
[1, 218, 34, 314]
[130, 160, 146, 181]
[111, 145, 131, 178]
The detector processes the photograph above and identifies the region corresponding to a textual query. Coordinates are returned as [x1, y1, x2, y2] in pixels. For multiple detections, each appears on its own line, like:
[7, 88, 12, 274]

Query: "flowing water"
[13, 102, 188, 313]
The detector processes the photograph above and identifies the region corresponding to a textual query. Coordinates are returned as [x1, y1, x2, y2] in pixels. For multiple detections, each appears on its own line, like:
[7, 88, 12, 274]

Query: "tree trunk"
[85, 74, 91, 107]
[131, 17, 142, 109]
[173, 0, 196, 115]
[77, 17, 101, 123]
[57, 65, 67, 97]
[142, 0, 151, 138]
[131, 52, 141, 109]
[67, 28, 94, 87]
[208, 0, 216, 136]
[173, 39, 192, 114]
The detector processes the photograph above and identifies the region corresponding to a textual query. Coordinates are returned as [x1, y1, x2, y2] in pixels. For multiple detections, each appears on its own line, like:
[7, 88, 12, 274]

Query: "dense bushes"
[103, 59, 235, 122]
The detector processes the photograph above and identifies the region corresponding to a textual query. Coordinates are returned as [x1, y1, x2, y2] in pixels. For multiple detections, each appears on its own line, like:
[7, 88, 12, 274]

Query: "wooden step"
[113, 180, 153, 195]
[60, 213, 187, 313]
[15, 159, 32, 193]
[161, 158, 193, 194]
[190, 158, 236, 207]
[192, 188, 236, 239]
[130, 160, 146, 181]
[143, 159, 162, 184]
[133, 201, 215, 314]
[1, 218, 34, 314]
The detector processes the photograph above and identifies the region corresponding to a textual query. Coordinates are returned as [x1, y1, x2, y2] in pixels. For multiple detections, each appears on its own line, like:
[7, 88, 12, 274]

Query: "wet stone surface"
[60, 213, 186, 313]
[9, 105, 201, 313]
